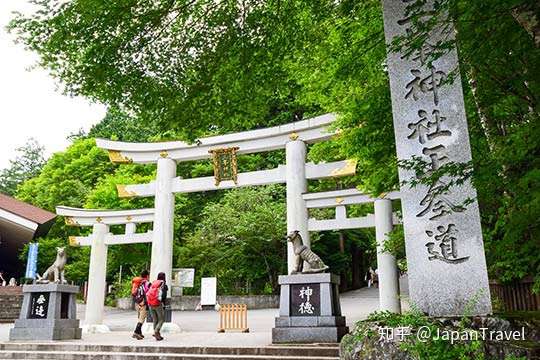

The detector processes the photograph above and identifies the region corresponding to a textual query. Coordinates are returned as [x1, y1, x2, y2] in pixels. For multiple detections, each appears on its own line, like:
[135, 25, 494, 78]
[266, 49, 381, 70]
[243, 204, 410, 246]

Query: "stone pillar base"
[82, 324, 110, 334]
[9, 284, 81, 341]
[272, 273, 348, 344]
[9, 324, 82, 341]
[272, 325, 349, 343]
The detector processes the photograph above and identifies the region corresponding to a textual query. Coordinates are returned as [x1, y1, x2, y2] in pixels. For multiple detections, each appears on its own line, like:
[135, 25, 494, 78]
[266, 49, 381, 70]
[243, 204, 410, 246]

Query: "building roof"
[0, 193, 56, 225]
[0, 194, 57, 277]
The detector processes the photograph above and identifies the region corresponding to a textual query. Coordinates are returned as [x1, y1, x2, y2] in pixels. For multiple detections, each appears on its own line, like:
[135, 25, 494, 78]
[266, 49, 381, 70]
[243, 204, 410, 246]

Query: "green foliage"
[19, 238, 90, 282]
[179, 186, 287, 294]
[354, 310, 485, 360]
[0, 138, 46, 196]
[14, 135, 157, 282]
[16, 138, 114, 211]
[88, 107, 161, 142]
[7, 0, 328, 138]
[114, 279, 134, 299]
[383, 226, 407, 272]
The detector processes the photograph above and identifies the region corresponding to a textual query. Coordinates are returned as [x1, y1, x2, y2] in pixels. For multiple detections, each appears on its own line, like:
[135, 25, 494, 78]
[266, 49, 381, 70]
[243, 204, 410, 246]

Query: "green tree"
[16, 138, 114, 212]
[88, 107, 161, 142]
[179, 186, 287, 294]
[7, 0, 331, 137]
[0, 138, 46, 195]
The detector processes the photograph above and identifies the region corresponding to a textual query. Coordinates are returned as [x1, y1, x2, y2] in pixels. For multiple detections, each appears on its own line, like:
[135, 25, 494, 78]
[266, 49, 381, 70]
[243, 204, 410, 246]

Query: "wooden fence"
[218, 304, 249, 333]
[490, 277, 539, 312]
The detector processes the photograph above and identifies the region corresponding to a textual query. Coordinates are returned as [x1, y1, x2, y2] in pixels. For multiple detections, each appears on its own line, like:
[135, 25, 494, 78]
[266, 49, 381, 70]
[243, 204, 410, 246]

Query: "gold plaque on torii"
[208, 147, 239, 186]
[68, 236, 79, 247]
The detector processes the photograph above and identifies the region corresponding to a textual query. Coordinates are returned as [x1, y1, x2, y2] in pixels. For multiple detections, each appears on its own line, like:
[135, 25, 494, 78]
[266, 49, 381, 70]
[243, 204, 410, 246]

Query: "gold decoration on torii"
[64, 217, 78, 226]
[117, 185, 138, 198]
[68, 236, 79, 247]
[208, 147, 240, 186]
[330, 159, 358, 177]
[107, 150, 133, 164]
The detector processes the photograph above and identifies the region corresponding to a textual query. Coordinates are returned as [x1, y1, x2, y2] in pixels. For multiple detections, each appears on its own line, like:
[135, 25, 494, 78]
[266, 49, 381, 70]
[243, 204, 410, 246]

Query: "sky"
[0, 1, 107, 170]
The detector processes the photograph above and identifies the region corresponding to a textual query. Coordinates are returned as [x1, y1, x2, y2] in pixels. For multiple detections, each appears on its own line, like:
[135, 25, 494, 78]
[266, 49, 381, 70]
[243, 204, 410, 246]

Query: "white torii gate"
[96, 113, 357, 278]
[303, 188, 402, 313]
[56, 206, 154, 333]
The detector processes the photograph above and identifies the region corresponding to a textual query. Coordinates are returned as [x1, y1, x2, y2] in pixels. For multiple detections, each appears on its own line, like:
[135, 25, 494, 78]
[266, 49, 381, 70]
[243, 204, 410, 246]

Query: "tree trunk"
[467, 66, 514, 184]
[468, 68, 496, 152]
[512, 3, 540, 48]
[350, 242, 362, 289]
[339, 232, 348, 292]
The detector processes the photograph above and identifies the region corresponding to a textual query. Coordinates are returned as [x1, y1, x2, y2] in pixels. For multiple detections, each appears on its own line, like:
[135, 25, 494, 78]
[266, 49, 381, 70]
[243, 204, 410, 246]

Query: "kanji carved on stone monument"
[382, 0, 492, 316]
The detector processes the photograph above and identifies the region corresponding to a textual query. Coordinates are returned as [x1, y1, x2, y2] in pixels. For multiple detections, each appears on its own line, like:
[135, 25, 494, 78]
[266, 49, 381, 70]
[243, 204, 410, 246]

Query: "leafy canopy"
[0, 138, 46, 196]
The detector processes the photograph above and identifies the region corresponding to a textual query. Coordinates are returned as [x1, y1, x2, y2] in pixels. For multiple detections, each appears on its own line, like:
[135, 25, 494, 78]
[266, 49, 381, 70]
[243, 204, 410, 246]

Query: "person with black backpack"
[146, 272, 168, 341]
[131, 270, 150, 340]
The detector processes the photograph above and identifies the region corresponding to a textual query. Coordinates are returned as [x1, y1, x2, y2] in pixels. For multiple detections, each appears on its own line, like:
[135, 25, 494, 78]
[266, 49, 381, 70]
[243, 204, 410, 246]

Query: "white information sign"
[200, 277, 217, 306]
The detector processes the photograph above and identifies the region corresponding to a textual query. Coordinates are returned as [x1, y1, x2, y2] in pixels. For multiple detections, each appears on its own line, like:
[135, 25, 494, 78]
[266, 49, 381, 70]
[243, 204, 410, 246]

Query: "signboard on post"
[201, 277, 217, 306]
[172, 268, 195, 288]
[25, 243, 39, 279]
[171, 268, 195, 296]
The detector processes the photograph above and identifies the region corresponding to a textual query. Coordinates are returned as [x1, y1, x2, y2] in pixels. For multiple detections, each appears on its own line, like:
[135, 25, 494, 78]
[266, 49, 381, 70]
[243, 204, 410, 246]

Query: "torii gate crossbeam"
[96, 113, 356, 277]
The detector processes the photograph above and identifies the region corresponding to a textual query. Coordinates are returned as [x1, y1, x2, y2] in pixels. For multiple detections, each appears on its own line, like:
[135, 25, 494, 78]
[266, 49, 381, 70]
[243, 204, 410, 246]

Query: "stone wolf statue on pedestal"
[287, 230, 329, 274]
[36, 247, 67, 284]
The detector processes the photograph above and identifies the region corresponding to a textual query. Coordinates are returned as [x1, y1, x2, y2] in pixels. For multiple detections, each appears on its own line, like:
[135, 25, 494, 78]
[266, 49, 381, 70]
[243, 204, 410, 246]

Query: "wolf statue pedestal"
[9, 284, 82, 341]
[272, 273, 348, 343]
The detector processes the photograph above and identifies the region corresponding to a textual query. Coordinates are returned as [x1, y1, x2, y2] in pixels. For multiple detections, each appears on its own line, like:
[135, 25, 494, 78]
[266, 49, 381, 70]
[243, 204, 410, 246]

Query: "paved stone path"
[0, 286, 409, 347]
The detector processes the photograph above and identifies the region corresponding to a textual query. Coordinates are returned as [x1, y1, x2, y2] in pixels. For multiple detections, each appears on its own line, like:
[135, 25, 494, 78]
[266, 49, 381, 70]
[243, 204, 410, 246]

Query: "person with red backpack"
[146, 272, 168, 341]
[131, 270, 150, 340]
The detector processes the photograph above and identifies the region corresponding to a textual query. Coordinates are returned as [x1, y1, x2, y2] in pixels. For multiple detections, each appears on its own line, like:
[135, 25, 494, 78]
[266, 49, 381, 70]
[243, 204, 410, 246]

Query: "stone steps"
[0, 343, 340, 360]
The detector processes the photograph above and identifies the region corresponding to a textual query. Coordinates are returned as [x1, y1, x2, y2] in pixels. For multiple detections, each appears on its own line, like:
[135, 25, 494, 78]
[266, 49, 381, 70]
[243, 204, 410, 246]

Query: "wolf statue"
[287, 230, 329, 274]
[36, 247, 67, 284]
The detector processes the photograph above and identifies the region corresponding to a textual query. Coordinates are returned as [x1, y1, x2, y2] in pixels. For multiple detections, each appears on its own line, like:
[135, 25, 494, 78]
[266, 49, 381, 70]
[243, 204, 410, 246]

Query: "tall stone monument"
[381, 0, 492, 316]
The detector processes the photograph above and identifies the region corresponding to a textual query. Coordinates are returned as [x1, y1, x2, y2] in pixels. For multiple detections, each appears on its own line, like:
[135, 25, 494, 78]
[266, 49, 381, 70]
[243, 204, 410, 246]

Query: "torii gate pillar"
[286, 139, 310, 274]
[374, 198, 401, 313]
[59, 206, 155, 333]
[151, 157, 176, 287]
[85, 223, 109, 331]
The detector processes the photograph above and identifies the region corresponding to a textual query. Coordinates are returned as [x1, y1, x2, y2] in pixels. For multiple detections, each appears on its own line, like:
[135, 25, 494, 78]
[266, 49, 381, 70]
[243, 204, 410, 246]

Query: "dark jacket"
[160, 283, 168, 305]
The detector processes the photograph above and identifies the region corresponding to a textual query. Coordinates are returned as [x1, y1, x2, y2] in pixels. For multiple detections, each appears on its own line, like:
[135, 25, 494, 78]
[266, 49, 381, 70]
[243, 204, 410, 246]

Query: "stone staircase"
[0, 287, 23, 323]
[0, 343, 340, 360]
